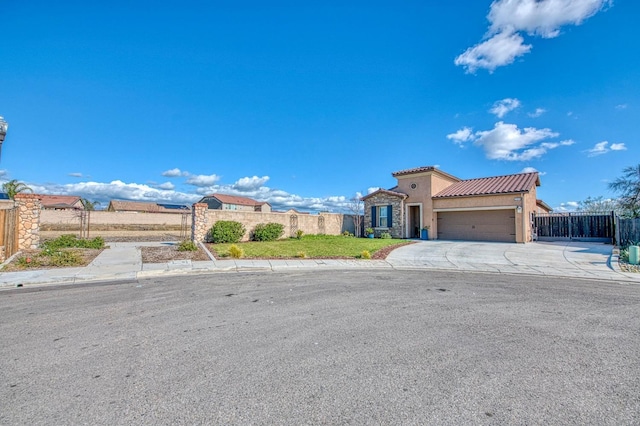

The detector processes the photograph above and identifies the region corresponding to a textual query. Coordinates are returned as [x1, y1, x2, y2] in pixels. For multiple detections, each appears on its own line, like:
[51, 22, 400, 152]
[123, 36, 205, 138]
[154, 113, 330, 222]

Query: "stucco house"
[197, 193, 271, 213]
[36, 194, 84, 210]
[362, 166, 551, 243]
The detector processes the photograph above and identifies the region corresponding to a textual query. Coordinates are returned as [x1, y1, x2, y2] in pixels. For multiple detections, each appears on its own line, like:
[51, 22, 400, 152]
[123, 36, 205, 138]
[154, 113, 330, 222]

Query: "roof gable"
[203, 193, 269, 207]
[361, 188, 408, 201]
[433, 172, 540, 198]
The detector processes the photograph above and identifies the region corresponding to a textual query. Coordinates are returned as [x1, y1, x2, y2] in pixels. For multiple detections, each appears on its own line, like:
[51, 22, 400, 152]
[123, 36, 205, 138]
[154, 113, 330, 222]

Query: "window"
[378, 206, 388, 227]
[371, 205, 392, 228]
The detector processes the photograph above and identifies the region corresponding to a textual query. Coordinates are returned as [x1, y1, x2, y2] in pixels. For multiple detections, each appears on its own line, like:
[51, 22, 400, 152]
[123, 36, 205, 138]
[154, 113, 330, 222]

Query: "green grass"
[209, 234, 405, 259]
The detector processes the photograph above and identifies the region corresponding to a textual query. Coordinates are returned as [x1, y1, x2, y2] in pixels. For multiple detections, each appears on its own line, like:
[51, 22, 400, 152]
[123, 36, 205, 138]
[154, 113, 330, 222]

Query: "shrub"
[296, 251, 307, 258]
[342, 231, 354, 237]
[360, 250, 371, 259]
[380, 232, 392, 239]
[208, 221, 245, 243]
[253, 223, 285, 242]
[42, 234, 105, 250]
[365, 228, 374, 235]
[228, 244, 244, 259]
[295, 229, 304, 239]
[177, 240, 198, 251]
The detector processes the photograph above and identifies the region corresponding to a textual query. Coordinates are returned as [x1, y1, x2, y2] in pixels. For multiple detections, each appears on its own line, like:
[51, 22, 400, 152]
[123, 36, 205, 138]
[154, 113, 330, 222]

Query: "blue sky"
[0, 0, 637, 212]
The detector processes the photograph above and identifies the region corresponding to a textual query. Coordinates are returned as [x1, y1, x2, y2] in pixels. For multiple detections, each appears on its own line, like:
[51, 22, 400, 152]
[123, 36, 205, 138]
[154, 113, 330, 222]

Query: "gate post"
[15, 193, 41, 250]
[191, 203, 208, 242]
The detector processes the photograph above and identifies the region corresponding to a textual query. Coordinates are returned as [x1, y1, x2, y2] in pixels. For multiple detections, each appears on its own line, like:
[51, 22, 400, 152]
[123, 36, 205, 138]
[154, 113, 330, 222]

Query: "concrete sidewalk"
[0, 240, 638, 289]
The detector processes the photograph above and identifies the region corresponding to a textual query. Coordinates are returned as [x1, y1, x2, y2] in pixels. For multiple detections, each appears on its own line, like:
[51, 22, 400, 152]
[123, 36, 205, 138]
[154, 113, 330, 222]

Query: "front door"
[408, 205, 421, 238]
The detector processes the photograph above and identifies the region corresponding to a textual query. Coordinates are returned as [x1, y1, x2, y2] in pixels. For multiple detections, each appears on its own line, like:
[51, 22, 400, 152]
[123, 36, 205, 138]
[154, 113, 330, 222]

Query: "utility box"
[629, 246, 639, 265]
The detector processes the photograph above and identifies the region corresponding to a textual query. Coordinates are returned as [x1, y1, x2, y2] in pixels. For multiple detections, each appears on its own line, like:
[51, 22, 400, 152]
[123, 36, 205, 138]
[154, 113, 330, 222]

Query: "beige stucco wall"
[41, 210, 190, 228]
[433, 190, 538, 243]
[199, 210, 355, 242]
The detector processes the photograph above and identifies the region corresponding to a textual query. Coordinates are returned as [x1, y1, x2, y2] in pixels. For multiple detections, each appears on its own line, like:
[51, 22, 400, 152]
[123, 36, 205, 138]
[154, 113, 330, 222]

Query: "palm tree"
[609, 164, 640, 218]
[2, 179, 33, 200]
[80, 198, 100, 211]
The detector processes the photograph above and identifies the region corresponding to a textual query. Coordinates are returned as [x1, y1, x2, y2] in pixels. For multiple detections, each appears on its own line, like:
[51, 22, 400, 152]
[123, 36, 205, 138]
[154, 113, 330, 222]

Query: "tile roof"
[205, 193, 270, 207]
[392, 166, 460, 181]
[433, 172, 540, 198]
[109, 200, 190, 213]
[36, 194, 82, 209]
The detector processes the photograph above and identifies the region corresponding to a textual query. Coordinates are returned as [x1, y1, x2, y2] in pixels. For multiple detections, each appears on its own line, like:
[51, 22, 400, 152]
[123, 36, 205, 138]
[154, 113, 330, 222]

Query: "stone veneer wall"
[15, 193, 41, 250]
[191, 208, 357, 242]
[363, 193, 404, 238]
[191, 203, 209, 242]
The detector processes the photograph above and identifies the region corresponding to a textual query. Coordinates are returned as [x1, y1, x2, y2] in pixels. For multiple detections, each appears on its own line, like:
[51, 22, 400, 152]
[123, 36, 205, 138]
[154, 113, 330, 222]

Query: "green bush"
[296, 251, 307, 258]
[178, 240, 198, 251]
[360, 250, 371, 259]
[380, 232, 392, 239]
[295, 229, 304, 239]
[208, 221, 245, 243]
[253, 223, 285, 242]
[342, 231, 354, 237]
[42, 234, 104, 250]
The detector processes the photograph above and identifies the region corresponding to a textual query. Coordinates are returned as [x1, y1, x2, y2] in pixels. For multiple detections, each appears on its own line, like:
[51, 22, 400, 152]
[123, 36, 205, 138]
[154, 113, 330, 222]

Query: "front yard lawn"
[208, 234, 411, 259]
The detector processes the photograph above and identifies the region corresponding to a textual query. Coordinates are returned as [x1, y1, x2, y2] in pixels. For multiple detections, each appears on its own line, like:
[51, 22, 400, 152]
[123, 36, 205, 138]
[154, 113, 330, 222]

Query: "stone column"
[191, 203, 208, 242]
[15, 193, 41, 250]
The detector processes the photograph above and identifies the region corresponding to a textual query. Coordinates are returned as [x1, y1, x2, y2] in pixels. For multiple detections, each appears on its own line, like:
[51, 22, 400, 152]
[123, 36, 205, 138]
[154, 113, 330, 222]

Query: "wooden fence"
[533, 212, 615, 243]
[0, 207, 19, 261]
[616, 218, 640, 247]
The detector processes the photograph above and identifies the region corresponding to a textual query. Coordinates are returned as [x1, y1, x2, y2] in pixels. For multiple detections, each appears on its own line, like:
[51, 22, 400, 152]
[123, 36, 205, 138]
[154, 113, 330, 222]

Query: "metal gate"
[0, 206, 19, 260]
[533, 212, 615, 242]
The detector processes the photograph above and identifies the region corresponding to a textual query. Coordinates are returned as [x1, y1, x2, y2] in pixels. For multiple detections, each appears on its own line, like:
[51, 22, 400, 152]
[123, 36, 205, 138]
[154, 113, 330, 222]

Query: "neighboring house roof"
[0, 192, 10, 200]
[36, 194, 83, 209]
[392, 166, 460, 182]
[109, 200, 190, 213]
[201, 193, 270, 207]
[361, 188, 408, 201]
[536, 199, 553, 212]
[433, 172, 540, 198]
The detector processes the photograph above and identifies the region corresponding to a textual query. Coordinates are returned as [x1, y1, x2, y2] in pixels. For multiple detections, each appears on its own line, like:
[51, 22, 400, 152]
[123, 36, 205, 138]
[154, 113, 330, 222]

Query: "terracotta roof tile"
[433, 172, 540, 198]
[35, 194, 82, 209]
[205, 193, 269, 207]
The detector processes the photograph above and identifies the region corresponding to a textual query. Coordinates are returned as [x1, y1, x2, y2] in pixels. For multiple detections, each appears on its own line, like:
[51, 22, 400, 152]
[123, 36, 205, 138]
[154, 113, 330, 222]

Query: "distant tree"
[80, 198, 100, 211]
[576, 196, 621, 215]
[2, 179, 32, 200]
[609, 164, 640, 218]
[347, 194, 364, 237]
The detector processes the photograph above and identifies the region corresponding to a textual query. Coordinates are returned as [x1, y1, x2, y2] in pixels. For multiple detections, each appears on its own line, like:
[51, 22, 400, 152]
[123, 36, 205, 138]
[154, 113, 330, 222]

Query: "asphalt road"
[1, 271, 639, 425]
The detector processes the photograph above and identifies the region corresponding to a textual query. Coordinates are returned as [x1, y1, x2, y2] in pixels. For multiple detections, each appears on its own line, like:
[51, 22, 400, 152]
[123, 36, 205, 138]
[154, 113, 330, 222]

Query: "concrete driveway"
[386, 240, 637, 281]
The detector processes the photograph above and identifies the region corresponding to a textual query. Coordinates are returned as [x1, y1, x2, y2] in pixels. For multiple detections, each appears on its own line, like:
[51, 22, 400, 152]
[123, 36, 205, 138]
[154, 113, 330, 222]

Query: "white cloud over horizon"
[446, 127, 475, 143]
[455, 0, 612, 73]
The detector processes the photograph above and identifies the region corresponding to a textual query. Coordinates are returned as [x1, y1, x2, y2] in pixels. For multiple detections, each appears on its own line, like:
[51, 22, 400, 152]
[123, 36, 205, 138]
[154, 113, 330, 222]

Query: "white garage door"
[437, 210, 516, 242]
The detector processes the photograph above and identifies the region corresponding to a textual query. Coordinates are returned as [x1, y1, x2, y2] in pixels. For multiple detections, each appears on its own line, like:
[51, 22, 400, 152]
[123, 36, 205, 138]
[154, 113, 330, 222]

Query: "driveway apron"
[386, 240, 638, 281]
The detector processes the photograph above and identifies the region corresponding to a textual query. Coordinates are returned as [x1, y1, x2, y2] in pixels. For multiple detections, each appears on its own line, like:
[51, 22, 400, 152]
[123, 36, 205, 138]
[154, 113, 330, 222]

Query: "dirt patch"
[1, 249, 104, 272]
[619, 260, 639, 273]
[371, 241, 417, 260]
[140, 246, 211, 263]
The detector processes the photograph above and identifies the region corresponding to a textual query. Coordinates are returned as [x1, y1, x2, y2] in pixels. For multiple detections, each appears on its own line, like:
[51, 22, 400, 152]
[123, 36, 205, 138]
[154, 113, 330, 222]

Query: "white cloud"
[456, 0, 611, 72]
[455, 30, 532, 73]
[490, 98, 521, 118]
[367, 187, 381, 194]
[156, 182, 175, 190]
[615, 104, 628, 110]
[68, 172, 83, 178]
[586, 141, 626, 156]
[474, 121, 560, 161]
[446, 127, 475, 144]
[528, 108, 547, 117]
[185, 174, 221, 187]
[0, 170, 8, 179]
[610, 143, 627, 151]
[162, 168, 189, 177]
[232, 176, 270, 192]
[489, 0, 611, 38]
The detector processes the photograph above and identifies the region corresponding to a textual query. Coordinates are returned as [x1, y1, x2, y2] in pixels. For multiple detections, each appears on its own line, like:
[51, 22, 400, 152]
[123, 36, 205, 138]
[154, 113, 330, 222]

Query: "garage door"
[437, 210, 516, 242]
